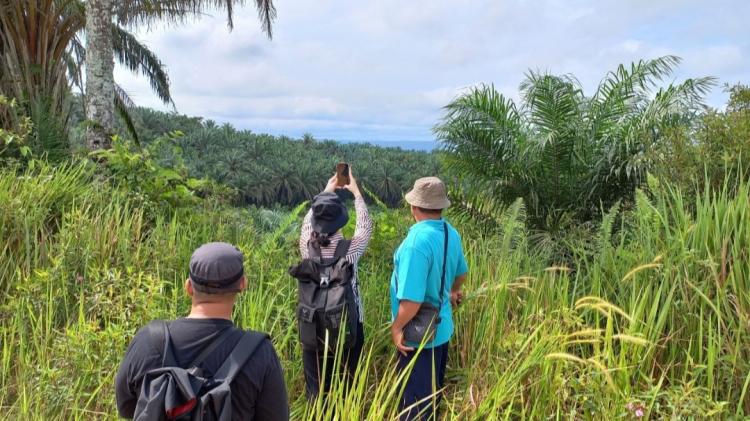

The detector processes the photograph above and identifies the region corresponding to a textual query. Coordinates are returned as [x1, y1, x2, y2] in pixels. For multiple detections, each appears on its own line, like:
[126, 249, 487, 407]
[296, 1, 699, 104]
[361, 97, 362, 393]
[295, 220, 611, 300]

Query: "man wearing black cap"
[115, 242, 289, 420]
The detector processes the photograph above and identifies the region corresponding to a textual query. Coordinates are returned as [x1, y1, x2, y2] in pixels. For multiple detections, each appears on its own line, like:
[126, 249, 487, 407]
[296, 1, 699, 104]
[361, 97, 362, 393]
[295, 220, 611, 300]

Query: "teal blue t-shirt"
[390, 218, 468, 348]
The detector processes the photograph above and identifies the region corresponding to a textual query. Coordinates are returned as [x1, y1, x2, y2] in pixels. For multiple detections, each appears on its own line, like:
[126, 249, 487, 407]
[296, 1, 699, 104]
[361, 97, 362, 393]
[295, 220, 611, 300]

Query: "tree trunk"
[85, 0, 114, 150]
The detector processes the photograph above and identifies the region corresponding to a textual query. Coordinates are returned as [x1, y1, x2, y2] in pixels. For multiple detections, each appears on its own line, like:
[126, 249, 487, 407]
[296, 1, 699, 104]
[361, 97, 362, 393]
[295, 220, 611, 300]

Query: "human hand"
[391, 325, 414, 357]
[342, 166, 362, 198]
[324, 175, 338, 193]
[450, 290, 463, 308]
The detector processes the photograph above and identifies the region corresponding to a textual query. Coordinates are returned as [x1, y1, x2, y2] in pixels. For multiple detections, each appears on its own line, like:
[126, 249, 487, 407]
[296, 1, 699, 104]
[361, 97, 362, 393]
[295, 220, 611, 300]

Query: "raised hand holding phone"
[341, 166, 362, 198]
[324, 174, 338, 193]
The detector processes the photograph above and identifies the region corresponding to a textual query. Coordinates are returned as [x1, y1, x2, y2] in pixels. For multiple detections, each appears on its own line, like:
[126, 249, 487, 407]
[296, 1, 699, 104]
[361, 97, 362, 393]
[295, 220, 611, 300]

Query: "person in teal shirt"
[390, 177, 468, 421]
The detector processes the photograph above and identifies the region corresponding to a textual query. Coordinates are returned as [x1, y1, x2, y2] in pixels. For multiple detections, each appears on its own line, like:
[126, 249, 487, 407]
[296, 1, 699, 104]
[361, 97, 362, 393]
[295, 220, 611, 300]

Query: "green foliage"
[0, 95, 33, 163]
[90, 133, 224, 211]
[636, 83, 750, 198]
[437, 56, 714, 232]
[694, 84, 750, 190]
[1, 164, 749, 419]
[726, 83, 750, 112]
[27, 97, 70, 162]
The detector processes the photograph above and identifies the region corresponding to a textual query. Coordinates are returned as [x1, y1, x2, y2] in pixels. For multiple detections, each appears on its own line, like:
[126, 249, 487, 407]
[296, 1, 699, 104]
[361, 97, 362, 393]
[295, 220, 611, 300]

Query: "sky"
[115, 0, 750, 145]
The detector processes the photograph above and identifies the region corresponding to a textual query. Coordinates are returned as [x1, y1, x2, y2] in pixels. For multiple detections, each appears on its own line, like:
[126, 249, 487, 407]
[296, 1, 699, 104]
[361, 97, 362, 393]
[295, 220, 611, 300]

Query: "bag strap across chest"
[212, 331, 267, 383]
[148, 321, 266, 382]
[395, 222, 449, 308]
[436, 222, 449, 315]
[307, 238, 351, 265]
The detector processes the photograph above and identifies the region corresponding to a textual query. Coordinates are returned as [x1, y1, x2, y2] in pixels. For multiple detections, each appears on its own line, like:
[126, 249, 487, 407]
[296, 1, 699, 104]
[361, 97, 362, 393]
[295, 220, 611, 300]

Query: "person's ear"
[239, 276, 248, 292]
[185, 278, 194, 297]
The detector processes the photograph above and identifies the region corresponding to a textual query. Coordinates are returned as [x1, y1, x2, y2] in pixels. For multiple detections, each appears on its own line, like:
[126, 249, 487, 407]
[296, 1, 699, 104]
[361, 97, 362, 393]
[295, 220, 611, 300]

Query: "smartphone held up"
[336, 163, 350, 187]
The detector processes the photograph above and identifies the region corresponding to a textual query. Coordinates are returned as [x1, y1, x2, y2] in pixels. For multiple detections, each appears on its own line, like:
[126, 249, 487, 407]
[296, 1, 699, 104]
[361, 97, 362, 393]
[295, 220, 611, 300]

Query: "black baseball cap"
[189, 242, 244, 293]
[311, 192, 349, 234]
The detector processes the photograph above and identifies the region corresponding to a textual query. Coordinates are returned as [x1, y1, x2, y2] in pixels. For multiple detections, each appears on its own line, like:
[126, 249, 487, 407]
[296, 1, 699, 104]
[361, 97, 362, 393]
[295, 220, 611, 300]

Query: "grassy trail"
[0, 165, 748, 419]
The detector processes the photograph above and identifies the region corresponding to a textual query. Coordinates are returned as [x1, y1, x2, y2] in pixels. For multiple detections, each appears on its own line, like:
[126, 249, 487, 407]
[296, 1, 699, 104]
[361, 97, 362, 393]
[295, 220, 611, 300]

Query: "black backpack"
[288, 240, 358, 352]
[133, 321, 267, 421]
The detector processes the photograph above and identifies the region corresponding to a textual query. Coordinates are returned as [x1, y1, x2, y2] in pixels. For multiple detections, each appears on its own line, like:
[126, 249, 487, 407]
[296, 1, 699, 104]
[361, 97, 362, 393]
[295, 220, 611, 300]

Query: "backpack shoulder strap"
[145, 320, 177, 367]
[188, 326, 236, 369]
[307, 239, 322, 262]
[213, 331, 269, 383]
[333, 239, 351, 261]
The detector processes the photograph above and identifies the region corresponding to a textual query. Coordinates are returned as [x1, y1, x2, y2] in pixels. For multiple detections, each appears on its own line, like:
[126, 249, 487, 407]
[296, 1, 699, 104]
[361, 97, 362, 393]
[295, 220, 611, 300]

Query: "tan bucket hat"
[404, 177, 451, 210]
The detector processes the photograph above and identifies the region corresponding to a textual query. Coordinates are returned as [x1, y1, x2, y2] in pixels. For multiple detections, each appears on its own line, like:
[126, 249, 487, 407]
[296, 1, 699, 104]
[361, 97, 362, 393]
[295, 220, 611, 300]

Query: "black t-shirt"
[115, 318, 289, 421]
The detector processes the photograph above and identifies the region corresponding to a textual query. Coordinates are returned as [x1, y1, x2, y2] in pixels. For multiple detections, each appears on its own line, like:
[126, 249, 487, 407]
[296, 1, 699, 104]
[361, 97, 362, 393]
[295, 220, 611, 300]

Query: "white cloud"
[621, 40, 643, 53]
[114, 0, 750, 142]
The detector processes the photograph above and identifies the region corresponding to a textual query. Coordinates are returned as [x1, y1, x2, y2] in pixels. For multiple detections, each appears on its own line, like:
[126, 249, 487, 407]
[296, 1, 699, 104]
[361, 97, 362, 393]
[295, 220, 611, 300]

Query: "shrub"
[90, 133, 218, 212]
[436, 56, 713, 232]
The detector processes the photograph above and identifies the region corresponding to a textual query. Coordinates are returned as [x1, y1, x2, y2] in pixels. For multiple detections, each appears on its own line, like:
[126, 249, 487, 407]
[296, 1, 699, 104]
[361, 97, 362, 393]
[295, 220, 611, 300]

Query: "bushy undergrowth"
[0, 164, 748, 420]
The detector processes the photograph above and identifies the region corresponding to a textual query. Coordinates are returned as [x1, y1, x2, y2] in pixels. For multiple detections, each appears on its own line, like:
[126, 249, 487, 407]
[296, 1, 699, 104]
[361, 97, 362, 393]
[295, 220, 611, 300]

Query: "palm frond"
[114, 83, 140, 145]
[67, 36, 86, 93]
[520, 71, 586, 209]
[594, 56, 681, 102]
[111, 24, 173, 107]
[114, 0, 276, 37]
[589, 56, 682, 135]
[436, 84, 526, 180]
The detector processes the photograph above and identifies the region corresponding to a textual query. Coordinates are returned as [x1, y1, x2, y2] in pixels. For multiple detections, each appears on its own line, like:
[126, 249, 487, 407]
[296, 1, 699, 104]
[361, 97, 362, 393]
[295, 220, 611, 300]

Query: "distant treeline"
[70, 104, 440, 208]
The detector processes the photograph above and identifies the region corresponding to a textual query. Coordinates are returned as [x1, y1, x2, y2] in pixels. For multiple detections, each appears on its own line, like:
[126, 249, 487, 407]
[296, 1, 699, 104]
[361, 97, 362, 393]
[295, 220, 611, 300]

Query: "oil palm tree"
[0, 0, 172, 150]
[369, 160, 404, 206]
[0, 0, 275, 151]
[436, 56, 714, 230]
[85, 0, 276, 149]
[0, 1, 83, 155]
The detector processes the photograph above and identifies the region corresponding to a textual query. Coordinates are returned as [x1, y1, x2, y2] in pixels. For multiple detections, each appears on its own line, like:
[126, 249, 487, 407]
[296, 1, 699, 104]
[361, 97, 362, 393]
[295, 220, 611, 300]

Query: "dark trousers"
[397, 342, 449, 421]
[302, 321, 365, 399]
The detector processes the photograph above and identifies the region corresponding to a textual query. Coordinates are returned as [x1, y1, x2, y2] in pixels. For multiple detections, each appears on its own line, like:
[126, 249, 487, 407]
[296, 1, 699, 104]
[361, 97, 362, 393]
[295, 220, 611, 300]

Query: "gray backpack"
[288, 240, 358, 352]
[133, 321, 267, 421]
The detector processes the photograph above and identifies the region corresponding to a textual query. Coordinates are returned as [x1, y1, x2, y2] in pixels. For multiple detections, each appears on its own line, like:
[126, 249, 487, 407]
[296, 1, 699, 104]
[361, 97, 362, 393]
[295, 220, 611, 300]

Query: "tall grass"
[0, 164, 747, 419]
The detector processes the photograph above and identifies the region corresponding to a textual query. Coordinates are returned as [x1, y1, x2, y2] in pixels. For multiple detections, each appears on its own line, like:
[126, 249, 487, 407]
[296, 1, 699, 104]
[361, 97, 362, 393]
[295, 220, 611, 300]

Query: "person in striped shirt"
[298, 168, 373, 398]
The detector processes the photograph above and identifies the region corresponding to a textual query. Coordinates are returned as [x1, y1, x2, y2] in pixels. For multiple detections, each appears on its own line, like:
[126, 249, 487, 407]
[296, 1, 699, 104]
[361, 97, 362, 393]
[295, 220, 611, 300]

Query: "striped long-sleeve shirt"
[299, 196, 373, 322]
